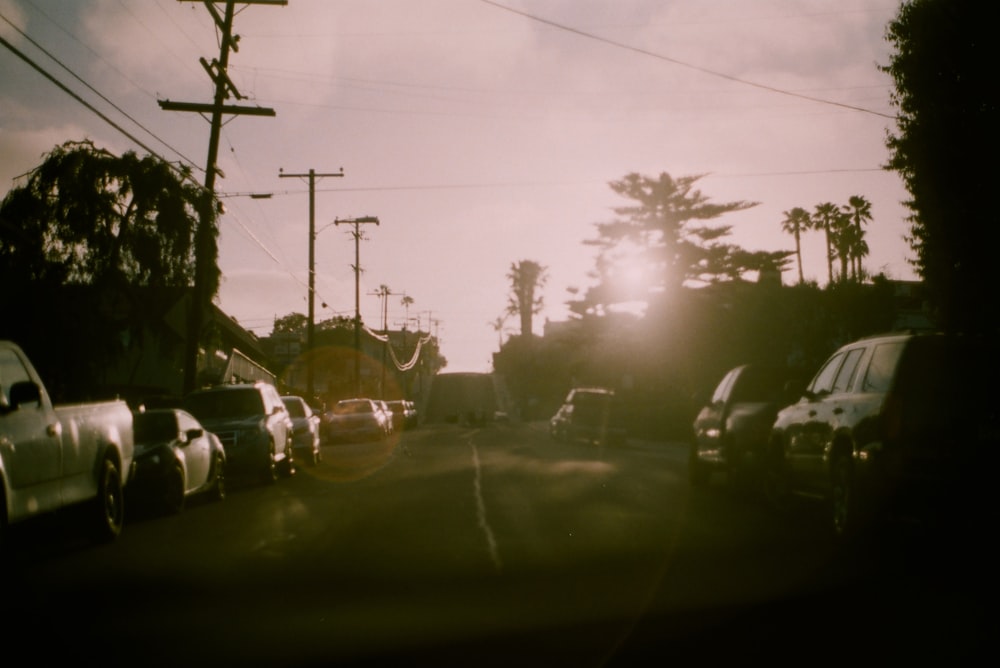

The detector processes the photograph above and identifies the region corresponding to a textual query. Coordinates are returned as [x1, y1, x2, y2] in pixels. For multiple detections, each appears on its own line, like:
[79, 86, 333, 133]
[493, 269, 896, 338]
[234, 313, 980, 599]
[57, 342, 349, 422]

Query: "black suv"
[549, 387, 627, 446]
[766, 331, 994, 539]
[690, 363, 793, 491]
[183, 382, 294, 484]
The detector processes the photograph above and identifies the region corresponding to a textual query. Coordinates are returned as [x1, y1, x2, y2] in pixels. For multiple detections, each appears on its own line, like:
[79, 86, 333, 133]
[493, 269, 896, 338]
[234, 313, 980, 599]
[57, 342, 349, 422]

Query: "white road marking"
[471, 439, 502, 572]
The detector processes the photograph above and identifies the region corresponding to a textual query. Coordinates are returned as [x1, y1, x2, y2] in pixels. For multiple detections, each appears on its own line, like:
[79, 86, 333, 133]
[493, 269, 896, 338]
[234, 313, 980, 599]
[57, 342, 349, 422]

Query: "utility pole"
[160, 0, 284, 393]
[335, 216, 379, 396]
[368, 285, 403, 399]
[279, 167, 344, 399]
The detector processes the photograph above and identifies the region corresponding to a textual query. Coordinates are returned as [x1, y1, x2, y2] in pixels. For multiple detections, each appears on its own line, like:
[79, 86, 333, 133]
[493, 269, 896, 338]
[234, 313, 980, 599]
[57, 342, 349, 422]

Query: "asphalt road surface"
[5, 420, 988, 666]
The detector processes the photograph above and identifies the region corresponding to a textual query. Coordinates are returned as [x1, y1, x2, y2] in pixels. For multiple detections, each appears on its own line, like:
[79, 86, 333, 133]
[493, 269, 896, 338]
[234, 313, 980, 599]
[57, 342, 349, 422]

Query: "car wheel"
[162, 464, 186, 515]
[211, 453, 226, 502]
[93, 457, 125, 542]
[688, 445, 710, 487]
[261, 442, 278, 485]
[0, 483, 9, 556]
[279, 438, 295, 477]
[831, 454, 859, 540]
[762, 444, 790, 514]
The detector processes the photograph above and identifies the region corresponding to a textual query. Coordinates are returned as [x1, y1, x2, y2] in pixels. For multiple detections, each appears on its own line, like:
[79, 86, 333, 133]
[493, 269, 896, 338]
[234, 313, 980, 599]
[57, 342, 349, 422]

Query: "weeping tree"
[0, 139, 212, 392]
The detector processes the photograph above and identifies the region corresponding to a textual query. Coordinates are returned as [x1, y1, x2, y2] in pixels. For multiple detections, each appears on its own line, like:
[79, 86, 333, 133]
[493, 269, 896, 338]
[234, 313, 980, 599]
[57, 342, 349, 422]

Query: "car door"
[0, 346, 62, 498]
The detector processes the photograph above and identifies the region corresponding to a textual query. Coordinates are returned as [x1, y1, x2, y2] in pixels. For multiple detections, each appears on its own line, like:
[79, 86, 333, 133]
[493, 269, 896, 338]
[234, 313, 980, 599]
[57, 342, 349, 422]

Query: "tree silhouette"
[488, 314, 509, 349]
[829, 210, 858, 283]
[883, 0, 996, 333]
[0, 139, 209, 291]
[573, 172, 759, 315]
[506, 260, 548, 338]
[0, 139, 212, 397]
[780, 207, 811, 284]
[812, 202, 840, 285]
[843, 195, 872, 281]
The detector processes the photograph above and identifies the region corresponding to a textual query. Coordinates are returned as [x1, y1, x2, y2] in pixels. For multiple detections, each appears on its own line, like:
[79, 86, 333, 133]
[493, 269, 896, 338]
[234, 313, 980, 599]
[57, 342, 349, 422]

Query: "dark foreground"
[5, 421, 990, 666]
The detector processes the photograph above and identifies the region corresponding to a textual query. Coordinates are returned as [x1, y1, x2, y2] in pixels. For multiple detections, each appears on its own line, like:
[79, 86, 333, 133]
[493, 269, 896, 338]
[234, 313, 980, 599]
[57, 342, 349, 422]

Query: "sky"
[0, 0, 916, 373]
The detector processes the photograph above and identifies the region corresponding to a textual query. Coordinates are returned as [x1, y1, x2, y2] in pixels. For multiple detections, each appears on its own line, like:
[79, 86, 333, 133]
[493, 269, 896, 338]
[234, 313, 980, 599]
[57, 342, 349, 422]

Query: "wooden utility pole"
[368, 285, 404, 399]
[280, 168, 344, 399]
[160, 0, 284, 393]
[335, 216, 379, 395]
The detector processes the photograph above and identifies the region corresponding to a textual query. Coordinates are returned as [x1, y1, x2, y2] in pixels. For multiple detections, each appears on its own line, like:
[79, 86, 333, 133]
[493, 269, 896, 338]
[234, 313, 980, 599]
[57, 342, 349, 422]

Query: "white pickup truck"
[0, 340, 135, 548]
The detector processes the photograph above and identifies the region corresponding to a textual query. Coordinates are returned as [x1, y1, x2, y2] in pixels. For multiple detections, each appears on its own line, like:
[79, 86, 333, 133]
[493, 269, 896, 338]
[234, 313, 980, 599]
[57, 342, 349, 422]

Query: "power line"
[0, 32, 200, 187]
[478, 0, 895, 120]
[1, 12, 203, 171]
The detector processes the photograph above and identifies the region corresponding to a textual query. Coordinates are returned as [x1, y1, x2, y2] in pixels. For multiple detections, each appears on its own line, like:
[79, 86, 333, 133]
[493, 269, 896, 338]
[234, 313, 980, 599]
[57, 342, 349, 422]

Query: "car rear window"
[185, 388, 265, 420]
[335, 400, 373, 415]
[134, 411, 178, 442]
[283, 398, 306, 418]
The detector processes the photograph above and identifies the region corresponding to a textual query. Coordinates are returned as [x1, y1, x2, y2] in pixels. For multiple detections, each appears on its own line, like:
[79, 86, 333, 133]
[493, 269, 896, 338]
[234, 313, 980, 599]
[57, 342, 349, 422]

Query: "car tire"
[279, 438, 295, 477]
[762, 443, 791, 514]
[211, 453, 226, 502]
[261, 442, 278, 485]
[831, 453, 863, 540]
[93, 457, 125, 542]
[688, 446, 711, 487]
[162, 464, 186, 515]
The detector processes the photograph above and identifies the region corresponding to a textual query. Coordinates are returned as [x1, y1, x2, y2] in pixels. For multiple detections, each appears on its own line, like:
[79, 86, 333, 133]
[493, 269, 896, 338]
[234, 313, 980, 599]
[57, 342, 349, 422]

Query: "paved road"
[6, 421, 988, 666]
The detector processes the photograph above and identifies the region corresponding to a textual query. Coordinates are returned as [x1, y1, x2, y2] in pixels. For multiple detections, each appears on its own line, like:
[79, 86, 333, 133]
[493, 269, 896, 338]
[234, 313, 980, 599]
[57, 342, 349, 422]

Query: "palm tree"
[780, 207, 811, 284]
[812, 202, 840, 285]
[488, 314, 508, 349]
[829, 211, 856, 283]
[506, 260, 548, 339]
[400, 294, 414, 326]
[843, 195, 873, 281]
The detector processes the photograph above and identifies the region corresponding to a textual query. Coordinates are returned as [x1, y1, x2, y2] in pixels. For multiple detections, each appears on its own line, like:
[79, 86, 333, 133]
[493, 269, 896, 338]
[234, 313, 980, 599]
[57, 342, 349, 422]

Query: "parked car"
[385, 399, 418, 431]
[129, 408, 226, 514]
[182, 382, 295, 484]
[549, 387, 627, 446]
[0, 340, 135, 544]
[282, 395, 322, 466]
[324, 398, 391, 443]
[376, 400, 395, 436]
[690, 363, 794, 491]
[765, 331, 996, 539]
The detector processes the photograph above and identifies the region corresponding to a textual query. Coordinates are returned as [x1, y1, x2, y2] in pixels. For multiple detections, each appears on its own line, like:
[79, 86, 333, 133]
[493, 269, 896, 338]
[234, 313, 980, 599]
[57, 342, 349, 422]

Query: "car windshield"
[3, 2, 987, 666]
[184, 389, 264, 420]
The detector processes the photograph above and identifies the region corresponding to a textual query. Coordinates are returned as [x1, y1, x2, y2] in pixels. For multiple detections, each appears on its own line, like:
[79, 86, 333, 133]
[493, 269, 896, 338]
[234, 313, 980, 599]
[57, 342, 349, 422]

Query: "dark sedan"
[129, 408, 226, 514]
[690, 363, 793, 492]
